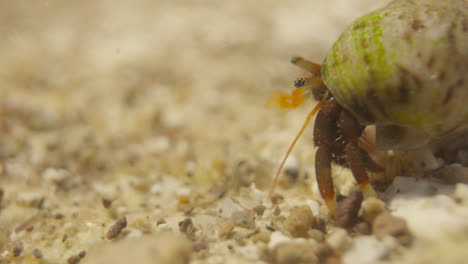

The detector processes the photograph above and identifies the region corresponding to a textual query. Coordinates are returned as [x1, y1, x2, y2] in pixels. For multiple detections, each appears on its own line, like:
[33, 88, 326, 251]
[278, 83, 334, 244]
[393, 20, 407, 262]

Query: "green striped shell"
[322, 0, 468, 149]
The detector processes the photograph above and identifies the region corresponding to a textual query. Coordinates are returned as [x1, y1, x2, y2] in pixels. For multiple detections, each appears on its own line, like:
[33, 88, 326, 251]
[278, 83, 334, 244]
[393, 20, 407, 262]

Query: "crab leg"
[313, 98, 341, 215]
[339, 110, 377, 196]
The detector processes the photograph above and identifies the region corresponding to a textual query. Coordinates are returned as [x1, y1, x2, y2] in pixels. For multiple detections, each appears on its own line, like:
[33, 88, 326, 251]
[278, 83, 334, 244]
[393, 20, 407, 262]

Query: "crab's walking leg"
[315, 146, 336, 215]
[339, 110, 377, 197]
[313, 98, 341, 215]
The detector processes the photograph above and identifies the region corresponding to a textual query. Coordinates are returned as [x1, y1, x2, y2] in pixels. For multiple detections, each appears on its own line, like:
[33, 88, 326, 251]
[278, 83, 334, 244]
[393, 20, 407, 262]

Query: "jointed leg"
[339, 110, 377, 197]
[315, 146, 336, 215]
[313, 98, 342, 215]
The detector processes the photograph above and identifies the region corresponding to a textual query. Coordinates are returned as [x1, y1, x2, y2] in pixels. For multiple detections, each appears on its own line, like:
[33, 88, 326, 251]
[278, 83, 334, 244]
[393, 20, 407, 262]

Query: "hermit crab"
[268, 0, 468, 215]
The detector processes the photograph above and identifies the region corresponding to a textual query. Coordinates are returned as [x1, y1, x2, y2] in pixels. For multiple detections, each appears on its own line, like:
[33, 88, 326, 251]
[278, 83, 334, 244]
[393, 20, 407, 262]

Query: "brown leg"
[339, 110, 377, 197]
[315, 146, 337, 215]
[313, 98, 342, 215]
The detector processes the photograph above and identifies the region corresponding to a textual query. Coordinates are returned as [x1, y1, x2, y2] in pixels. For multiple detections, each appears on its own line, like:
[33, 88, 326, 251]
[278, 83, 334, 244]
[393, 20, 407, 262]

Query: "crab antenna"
[291, 56, 322, 76]
[268, 100, 325, 199]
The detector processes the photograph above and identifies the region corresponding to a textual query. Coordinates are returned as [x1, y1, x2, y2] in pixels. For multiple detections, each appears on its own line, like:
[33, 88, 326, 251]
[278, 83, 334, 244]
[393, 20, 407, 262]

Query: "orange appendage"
[266, 87, 308, 109]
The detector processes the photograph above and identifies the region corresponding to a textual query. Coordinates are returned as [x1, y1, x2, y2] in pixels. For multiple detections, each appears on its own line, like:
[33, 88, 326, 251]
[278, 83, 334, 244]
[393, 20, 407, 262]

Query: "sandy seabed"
[1, 1, 468, 263]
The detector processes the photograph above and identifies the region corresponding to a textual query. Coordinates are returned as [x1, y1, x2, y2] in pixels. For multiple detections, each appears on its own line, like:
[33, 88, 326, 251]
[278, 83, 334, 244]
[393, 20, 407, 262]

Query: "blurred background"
[0, 0, 390, 181]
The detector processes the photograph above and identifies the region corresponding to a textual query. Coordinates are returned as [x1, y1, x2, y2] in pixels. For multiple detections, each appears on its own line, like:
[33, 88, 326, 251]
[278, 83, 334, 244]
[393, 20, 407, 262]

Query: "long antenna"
[268, 100, 324, 199]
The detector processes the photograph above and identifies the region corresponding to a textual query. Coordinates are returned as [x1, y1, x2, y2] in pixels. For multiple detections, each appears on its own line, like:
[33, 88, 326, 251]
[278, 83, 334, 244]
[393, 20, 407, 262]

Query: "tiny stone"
[453, 183, 468, 204]
[106, 217, 127, 240]
[231, 210, 256, 229]
[250, 232, 270, 244]
[253, 205, 266, 216]
[271, 194, 284, 205]
[193, 237, 209, 252]
[354, 222, 372, 235]
[78, 250, 86, 258]
[273, 206, 281, 216]
[67, 254, 81, 264]
[13, 241, 24, 257]
[55, 213, 65, 219]
[62, 234, 69, 242]
[334, 190, 363, 229]
[0, 188, 4, 205]
[327, 228, 351, 253]
[315, 243, 337, 263]
[102, 198, 112, 209]
[266, 225, 276, 232]
[178, 218, 193, 233]
[283, 205, 316, 238]
[156, 219, 167, 226]
[308, 229, 324, 242]
[372, 212, 413, 246]
[178, 218, 197, 240]
[33, 248, 43, 259]
[360, 197, 387, 223]
[218, 222, 235, 238]
[269, 242, 319, 264]
[283, 168, 299, 182]
[456, 149, 468, 166]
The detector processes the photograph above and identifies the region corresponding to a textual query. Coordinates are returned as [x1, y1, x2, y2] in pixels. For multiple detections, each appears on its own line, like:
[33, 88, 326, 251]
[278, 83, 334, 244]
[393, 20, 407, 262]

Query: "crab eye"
[294, 78, 306, 88]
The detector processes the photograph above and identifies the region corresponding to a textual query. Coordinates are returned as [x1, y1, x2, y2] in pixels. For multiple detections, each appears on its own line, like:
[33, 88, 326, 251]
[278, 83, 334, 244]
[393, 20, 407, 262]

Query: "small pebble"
[193, 237, 209, 252]
[252, 205, 266, 216]
[314, 243, 338, 263]
[106, 217, 127, 240]
[326, 228, 351, 253]
[231, 210, 256, 229]
[178, 195, 190, 205]
[334, 190, 363, 229]
[102, 198, 113, 209]
[268, 241, 319, 264]
[33, 248, 43, 259]
[55, 213, 65, 219]
[67, 254, 81, 264]
[308, 229, 324, 242]
[83, 232, 192, 264]
[271, 194, 284, 205]
[372, 212, 413, 246]
[453, 183, 468, 204]
[360, 197, 387, 223]
[283, 205, 316, 238]
[273, 206, 281, 216]
[178, 218, 193, 233]
[0, 188, 4, 206]
[179, 218, 197, 240]
[354, 222, 372, 235]
[250, 232, 270, 244]
[67, 250, 86, 264]
[13, 241, 23, 257]
[456, 149, 468, 166]
[218, 222, 235, 238]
